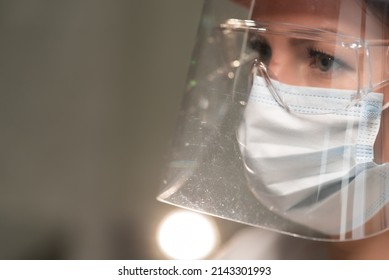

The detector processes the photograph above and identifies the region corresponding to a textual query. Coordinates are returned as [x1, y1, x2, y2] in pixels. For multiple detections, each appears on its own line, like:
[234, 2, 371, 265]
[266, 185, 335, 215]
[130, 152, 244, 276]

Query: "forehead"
[250, 0, 384, 39]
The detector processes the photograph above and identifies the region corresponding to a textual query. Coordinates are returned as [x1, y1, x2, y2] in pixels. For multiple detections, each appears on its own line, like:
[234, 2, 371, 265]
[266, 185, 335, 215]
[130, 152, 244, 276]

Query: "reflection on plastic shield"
[157, 0, 389, 241]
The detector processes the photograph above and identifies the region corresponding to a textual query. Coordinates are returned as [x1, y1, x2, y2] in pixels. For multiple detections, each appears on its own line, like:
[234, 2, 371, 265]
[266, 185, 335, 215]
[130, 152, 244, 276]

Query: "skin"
[329, 230, 389, 259]
[249, 0, 389, 259]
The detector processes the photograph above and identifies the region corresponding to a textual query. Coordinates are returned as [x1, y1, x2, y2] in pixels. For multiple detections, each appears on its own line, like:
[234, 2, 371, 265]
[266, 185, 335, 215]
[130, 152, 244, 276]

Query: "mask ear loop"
[252, 59, 291, 112]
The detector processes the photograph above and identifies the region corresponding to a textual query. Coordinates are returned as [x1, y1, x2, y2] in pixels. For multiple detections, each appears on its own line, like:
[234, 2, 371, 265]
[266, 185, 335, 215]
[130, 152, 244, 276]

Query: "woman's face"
[250, 0, 389, 162]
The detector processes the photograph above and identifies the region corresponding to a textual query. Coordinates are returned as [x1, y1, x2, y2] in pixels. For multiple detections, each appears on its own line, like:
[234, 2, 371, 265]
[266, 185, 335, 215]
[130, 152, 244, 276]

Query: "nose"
[267, 49, 298, 85]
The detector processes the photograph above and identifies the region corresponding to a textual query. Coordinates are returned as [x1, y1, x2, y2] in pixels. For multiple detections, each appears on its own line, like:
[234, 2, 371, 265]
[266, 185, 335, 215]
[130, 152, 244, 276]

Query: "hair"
[362, 0, 389, 26]
[365, 0, 389, 11]
[235, 0, 389, 28]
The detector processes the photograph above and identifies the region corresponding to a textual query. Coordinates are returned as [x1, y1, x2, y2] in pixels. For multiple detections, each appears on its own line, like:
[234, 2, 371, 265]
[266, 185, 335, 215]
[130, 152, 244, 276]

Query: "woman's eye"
[315, 53, 334, 72]
[249, 35, 272, 63]
[308, 48, 341, 72]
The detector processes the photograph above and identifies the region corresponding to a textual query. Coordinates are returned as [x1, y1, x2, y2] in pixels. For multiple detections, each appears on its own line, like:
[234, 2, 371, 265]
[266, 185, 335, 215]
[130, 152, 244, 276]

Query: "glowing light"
[231, 60, 240, 68]
[188, 79, 197, 88]
[228, 72, 235, 79]
[157, 210, 219, 259]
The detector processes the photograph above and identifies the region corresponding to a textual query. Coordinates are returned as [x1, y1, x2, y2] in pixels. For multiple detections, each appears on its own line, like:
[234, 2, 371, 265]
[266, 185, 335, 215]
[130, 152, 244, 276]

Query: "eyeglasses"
[220, 19, 389, 113]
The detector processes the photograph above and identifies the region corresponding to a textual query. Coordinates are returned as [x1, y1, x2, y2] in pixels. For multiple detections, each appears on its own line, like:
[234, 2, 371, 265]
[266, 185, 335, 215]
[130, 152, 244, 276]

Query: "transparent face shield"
[157, 0, 389, 241]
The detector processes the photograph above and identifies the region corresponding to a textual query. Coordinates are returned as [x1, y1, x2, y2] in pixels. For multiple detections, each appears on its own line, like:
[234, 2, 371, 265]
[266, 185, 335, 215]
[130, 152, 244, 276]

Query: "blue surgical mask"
[238, 75, 389, 237]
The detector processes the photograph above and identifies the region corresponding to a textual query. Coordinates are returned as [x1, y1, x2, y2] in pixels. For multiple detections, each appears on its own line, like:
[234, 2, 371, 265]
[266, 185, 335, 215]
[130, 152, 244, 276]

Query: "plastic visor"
[157, 0, 389, 241]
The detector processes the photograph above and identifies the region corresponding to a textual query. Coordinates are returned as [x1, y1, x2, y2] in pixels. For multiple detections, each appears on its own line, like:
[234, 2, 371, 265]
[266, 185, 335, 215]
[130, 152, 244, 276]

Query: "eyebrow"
[308, 25, 339, 34]
[221, 19, 348, 39]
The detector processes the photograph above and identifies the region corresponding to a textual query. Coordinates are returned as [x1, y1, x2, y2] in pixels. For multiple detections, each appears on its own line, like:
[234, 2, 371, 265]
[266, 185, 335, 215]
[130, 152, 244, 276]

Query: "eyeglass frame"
[220, 19, 389, 111]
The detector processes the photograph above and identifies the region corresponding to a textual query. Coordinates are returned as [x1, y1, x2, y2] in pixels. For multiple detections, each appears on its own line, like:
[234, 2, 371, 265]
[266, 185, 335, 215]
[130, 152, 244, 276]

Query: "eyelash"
[306, 47, 350, 71]
[248, 37, 353, 74]
[307, 47, 332, 60]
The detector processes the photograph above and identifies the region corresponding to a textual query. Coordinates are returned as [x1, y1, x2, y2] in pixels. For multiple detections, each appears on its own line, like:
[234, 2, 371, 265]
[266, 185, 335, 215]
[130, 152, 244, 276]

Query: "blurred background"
[0, 0, 245, 259]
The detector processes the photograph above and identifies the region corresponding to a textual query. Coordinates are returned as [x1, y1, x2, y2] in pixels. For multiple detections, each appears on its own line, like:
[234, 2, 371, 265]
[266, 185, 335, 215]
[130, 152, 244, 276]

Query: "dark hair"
[364, 0, 389, 26]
